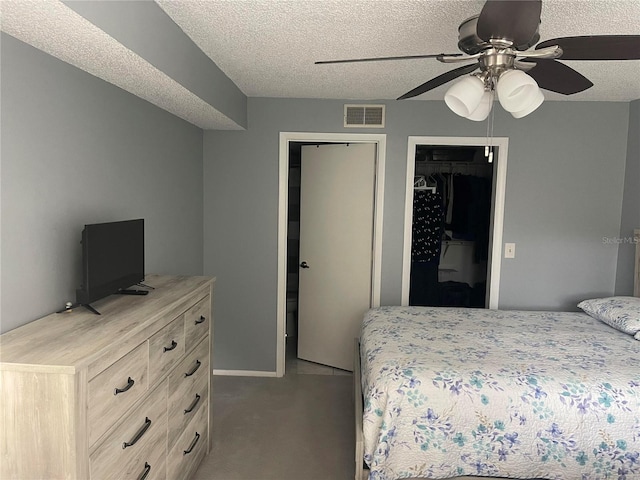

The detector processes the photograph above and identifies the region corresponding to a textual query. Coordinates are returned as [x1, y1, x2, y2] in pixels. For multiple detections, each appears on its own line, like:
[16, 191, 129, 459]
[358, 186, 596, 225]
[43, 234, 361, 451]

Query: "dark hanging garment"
[450, 174, 473, 238]
[410, 190, 444, 306]
[410, 262, 440, 306]
[470, 176, 492, 262]
[448, 175, 492, 261]
[411, 191, 444, 263]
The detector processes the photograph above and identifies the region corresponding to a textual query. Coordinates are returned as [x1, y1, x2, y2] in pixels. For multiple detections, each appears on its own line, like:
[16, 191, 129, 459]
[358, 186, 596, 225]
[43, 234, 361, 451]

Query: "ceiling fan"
[316, 0, 640, 120]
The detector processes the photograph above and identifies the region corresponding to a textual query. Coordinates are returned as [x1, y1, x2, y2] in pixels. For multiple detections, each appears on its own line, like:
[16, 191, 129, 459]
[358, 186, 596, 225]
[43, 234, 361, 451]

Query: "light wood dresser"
[0, 274, 215, 480]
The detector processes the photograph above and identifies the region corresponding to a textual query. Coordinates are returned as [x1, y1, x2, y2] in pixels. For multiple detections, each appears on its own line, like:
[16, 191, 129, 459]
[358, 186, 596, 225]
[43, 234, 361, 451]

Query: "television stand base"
[56, 303, 101, 315]
[118, 289, 149, 296]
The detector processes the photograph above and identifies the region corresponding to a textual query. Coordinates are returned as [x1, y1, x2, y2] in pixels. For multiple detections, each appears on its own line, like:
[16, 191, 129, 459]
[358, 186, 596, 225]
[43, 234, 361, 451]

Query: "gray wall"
[204, 97, 630, 372]
[615, 99, 640, 294]
[2, 31, 633, 370]
[1, 34, 204, 333]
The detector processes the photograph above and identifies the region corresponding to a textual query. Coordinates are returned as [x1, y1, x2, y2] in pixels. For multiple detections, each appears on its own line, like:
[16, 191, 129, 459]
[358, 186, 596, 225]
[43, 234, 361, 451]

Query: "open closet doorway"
[277, 133, 386, 377]
[401, 136, 508, 309]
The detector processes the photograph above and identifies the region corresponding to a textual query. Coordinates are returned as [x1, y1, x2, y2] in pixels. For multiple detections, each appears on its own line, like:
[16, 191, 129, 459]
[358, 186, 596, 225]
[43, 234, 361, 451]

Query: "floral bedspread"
[360, 306, 640, 480]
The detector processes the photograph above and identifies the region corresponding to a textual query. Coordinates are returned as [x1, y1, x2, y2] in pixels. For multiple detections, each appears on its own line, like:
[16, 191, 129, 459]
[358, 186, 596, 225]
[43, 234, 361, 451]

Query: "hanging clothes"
[446, 174, 454, 224]
[413, 155, 494, 308]
[447, 174, 492, 261]
[411, 190, 444, 263]
[410, 190, 444, 306]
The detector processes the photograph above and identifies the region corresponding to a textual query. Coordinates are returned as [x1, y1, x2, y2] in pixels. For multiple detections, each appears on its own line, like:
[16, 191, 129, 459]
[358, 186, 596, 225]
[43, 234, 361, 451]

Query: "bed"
[354, 230, 640, 480]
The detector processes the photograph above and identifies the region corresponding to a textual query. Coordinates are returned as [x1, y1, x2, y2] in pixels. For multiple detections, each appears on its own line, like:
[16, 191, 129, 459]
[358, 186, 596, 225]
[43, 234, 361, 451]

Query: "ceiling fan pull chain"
[485, 112, 490, 158]
[485, 87, 492, 158]
[489, 93, 495, 163]
[485, 83, 490, 156]
[485, 134, 490, 158]
[485, 88, 495, 163]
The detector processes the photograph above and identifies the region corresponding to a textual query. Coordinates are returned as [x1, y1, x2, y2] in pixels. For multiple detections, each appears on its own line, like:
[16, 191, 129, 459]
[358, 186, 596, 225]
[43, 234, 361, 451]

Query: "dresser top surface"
[0, 275, 214, 372]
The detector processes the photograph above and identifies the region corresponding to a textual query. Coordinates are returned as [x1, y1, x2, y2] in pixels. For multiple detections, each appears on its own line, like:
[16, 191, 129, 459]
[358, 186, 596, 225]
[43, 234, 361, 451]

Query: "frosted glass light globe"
[444, 76, 486, 117]
[497, 70, 540, 113]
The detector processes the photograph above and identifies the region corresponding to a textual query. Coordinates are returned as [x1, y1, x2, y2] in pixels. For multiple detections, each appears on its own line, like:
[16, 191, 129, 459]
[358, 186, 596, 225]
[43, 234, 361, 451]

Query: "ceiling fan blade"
[397, 63, 479, 100]
[477, 0, 542, 46]
[315, 53, 462, 65]
[536, 35, 640, 60]
[524, 59, 593, 95]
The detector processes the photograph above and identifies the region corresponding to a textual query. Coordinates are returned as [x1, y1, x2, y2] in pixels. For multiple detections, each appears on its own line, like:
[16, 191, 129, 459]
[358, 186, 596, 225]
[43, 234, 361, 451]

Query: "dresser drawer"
[89, 342, 149, 446]
[148, 315, 185, 385]
[184, 296, 210, 351]
[168, 365, 208, 449]
[121, 445, 166, 480]
[166, 398, 209, 480]
[90, 380, 167, 480]
[168, 335, 208, 397]
[167, 336, 209, 448]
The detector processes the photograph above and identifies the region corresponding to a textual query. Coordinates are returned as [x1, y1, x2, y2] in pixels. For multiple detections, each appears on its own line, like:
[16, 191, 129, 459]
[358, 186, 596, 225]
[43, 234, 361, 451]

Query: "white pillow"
[577, 296, 640, 337]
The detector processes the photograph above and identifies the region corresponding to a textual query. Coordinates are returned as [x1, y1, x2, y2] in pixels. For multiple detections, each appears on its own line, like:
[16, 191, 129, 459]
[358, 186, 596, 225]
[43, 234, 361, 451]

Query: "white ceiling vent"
[344, 104, 385, 128]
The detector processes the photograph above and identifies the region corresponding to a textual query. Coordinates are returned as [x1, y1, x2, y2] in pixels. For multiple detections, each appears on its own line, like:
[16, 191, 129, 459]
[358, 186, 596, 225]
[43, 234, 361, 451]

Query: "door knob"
[300, 261, 310, 269]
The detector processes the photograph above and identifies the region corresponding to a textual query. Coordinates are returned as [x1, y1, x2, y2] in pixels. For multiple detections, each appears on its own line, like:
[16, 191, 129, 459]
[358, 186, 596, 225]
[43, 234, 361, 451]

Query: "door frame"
[401, 136, 509, 309]
[277, 132, 386, 377]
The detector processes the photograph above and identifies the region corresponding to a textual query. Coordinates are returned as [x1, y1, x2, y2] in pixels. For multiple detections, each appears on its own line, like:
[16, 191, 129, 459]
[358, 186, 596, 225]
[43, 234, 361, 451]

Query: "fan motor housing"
[457, 14, 540, 54]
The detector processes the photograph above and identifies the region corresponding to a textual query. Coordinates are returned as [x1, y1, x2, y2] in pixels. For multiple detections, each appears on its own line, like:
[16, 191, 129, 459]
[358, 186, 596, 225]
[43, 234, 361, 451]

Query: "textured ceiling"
[158, 0, 640, 102]
[2, 0, 640, 130]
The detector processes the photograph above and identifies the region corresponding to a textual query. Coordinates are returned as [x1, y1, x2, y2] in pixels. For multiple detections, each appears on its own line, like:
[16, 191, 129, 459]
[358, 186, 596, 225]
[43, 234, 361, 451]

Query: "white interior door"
[297, 143, 376, 371]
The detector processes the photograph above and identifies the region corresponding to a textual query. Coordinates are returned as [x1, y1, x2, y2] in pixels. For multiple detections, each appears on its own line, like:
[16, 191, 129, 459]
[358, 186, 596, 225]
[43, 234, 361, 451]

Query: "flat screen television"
[76, 219, 145, 313]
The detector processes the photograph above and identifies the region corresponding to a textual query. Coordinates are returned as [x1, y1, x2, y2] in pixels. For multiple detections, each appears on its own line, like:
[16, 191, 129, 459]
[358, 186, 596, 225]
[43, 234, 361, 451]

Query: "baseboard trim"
[212, 369, 278, 377]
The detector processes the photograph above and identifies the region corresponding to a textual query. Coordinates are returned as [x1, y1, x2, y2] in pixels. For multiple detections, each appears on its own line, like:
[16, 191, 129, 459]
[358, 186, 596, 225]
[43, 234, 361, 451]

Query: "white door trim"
[277, 132, 386, 377]
[401, 136, 508, 309]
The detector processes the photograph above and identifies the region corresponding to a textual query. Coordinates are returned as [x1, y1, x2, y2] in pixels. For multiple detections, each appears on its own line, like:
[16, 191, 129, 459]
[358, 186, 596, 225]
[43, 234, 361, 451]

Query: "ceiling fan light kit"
[466, 91, 494, 122]
[444, 75, 485, 117]
[316, 0, 640, 121]
[496, 69, 541, 113]
[444, 68, 545, 120]
[511, 89, 545, 119]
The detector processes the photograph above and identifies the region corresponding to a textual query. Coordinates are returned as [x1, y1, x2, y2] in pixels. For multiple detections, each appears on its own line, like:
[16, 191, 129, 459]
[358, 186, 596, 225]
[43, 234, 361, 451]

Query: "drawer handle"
[195, 315, 206, 325]
[122, 417, 152, 449]
[114, 377, 135, 395]
[184, 393, 201, 414]
[184, 360, 201, 377]
[183, 432, 200, 455]
[138, 462, 151, 480]
[163, 340, 178, 352]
